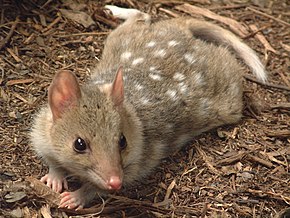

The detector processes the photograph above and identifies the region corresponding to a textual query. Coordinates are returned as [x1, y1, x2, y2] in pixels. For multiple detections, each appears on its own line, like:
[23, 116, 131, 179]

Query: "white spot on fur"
[140, 97, 150, 105]
[135, 83, 144, 91]
[184, 53, 196, 64]
[149, 66, 162, 74]
[99, 84, 111, 94]
[199, 98, 212, 115]
[166, 89, 178, 100]
[146, 41, 156, 48]
[178, 82, 187, 93]
[168, 40, 179, 47]
[166, 123, 174, 131]
[154, 49, 166, 57]
[124, 39, 130, 46]
[149, 73, 162, 81]
[201, 98, 209, 108]
[94, 80, 105, 84]
[229, 83, 239, 96]
[173, 72, 185, 81]
[121, 51, 132, 60]
[132, 57, 144, 65]
[157, 30, 167, 36]
[193, 72, 203, 85]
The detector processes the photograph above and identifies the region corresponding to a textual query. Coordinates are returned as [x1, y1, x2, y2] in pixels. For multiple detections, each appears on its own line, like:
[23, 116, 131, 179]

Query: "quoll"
[30, 5, 267, 209]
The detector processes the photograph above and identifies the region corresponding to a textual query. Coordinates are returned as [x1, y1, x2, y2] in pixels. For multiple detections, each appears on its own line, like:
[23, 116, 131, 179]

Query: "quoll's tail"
[186, 19, 267, 83]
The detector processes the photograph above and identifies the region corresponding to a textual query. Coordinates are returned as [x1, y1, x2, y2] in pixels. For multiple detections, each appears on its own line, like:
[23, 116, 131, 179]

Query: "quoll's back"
[92, 18, 243, 156]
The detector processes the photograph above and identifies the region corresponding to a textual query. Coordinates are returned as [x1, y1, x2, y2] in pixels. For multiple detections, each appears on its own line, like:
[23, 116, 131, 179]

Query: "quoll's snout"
[107, 175, 122, 190]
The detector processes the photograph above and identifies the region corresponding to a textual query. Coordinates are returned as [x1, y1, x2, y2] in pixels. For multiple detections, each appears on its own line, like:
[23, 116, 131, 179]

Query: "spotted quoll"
[30, 5, 267, 209]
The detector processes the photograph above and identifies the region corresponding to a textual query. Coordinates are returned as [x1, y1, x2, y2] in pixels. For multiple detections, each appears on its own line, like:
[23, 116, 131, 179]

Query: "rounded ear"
[48, 70, 81, 121]
[111, 67, 124, 107]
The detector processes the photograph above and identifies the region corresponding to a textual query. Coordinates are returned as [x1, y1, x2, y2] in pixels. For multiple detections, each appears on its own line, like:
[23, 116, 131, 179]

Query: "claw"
[59, 191, 85, 210]
[40, 172, 67, 193]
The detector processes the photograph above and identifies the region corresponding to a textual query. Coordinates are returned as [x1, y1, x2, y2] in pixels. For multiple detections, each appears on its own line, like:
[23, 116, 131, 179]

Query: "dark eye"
[73, 137, 87, 153]
[119, 134, 127, 150]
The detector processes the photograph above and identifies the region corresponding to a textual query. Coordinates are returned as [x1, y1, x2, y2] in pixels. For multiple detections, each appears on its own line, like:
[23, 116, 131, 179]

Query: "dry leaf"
[60, 9, 95, 28]
[164, 179, 176, 201]
[7, 207, 23, 218]
[5, 191, 27, 203]
[40, 205, 52, 218]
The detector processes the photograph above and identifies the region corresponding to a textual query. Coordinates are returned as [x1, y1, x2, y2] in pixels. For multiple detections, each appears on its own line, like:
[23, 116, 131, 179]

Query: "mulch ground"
[0, 0, 289, 217]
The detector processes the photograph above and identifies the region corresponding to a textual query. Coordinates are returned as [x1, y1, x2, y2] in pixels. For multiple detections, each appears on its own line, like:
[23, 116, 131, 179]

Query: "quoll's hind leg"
[104, 5, 151, 24]
[59, 182, 98, 210]
[40, 166, 68, 193]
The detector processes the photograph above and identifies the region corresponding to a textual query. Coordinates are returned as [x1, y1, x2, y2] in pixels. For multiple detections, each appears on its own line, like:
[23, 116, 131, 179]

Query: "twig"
[242, 25, 268, 39]
[62, 194, 199, 216]
[280, 41, 290, 53]
[195, 145, 221, 175]
[60, 39, 86, 46]
[249, 24, 277, 54]
[264, 130, 290, 138]
[270, 103, 290, 110]
[6, 78, 34, 86]
[233, 203, 252, 216]
[247, 7, 290, 27]
[93, 12, 118, 28]
[244, 75, 290, 92]
[247, 154, 273, 168]
[42, 16, 61, 33]
[0, 21, 15, 28]
[209, 4, 247, 10]
[40, 0, 54, 9]
[13, 93, 29, 104]
[201, 202, 208, 218]
[6, 47, 22, 62]
[247, 189, 290, 205]
[216, 151, 247, 166]
[158, 7, 179, 18]
[261, 149, 289, 167]
[175, 3, 249, 37]
[123, 0, 136, 7]
[164, 179, 176, 201]
[217, 151, 274, 168]
[277, 71, 290, 87]
[0, 16, 19, 50]
[56, 32, 109, 38]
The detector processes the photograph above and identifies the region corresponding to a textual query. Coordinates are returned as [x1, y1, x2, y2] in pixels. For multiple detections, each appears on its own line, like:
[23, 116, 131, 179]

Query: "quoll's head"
[48, 69, 126, 191]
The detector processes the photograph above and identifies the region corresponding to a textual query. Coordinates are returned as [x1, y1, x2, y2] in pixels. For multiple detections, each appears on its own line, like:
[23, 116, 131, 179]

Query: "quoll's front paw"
[59, 191, 85, 210]
[40, 172, 68, 193]
[59, 183, 97, 210]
